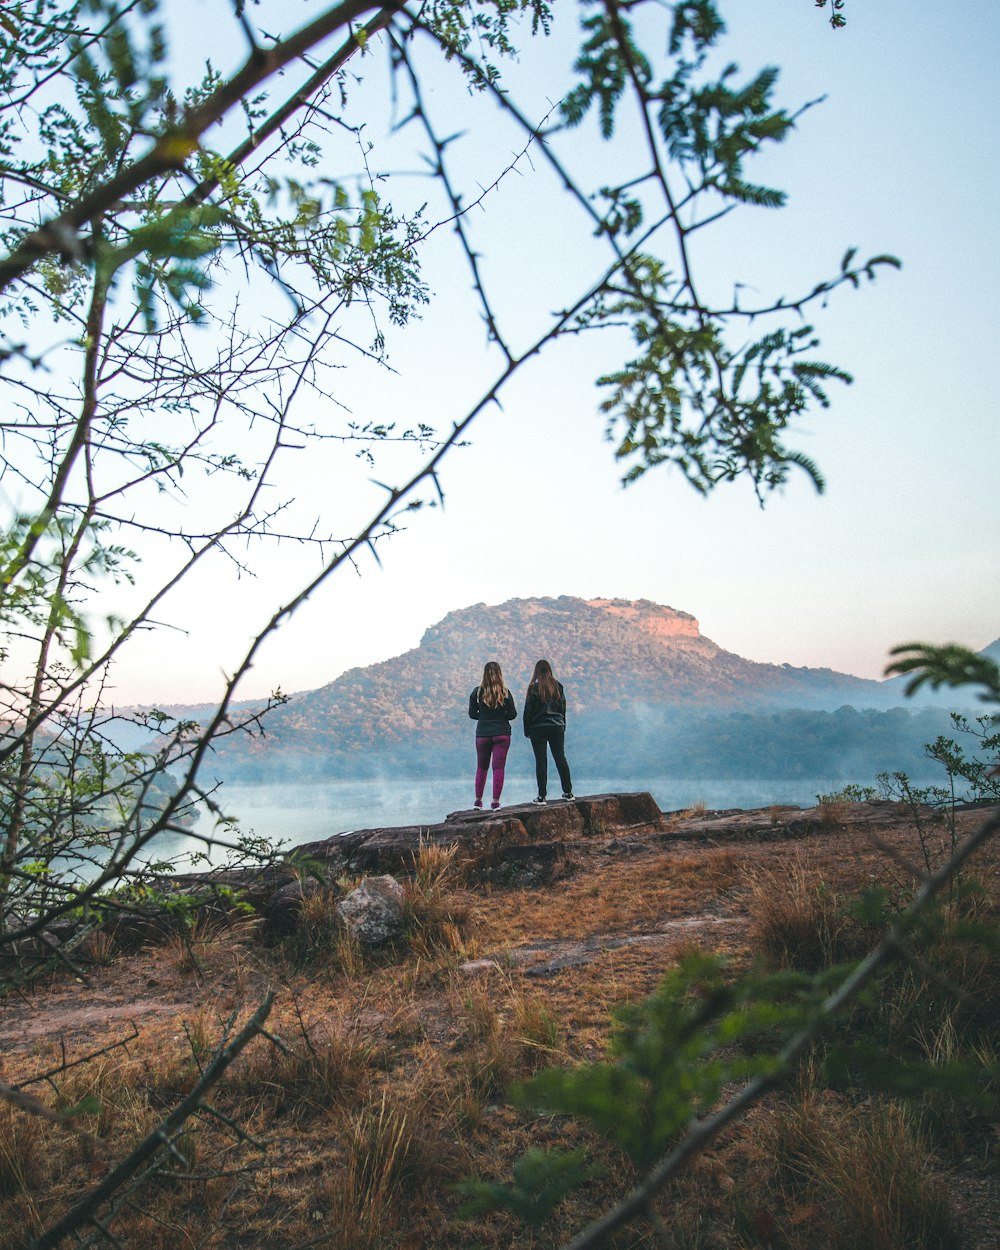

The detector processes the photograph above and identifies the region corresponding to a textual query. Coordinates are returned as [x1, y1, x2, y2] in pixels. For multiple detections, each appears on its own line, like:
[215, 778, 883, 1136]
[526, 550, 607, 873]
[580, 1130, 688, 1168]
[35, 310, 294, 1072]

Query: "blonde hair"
[479, 661, 508, 709]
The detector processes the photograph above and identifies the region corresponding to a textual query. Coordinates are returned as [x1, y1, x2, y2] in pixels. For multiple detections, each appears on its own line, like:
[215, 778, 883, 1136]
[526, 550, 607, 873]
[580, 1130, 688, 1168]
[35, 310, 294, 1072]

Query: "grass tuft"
[746, 859, 872, 972]
[227, 1011, 376, 1121]
[0, 1101, 46, 1200]
[404, 841, 471, 959]
[746, 1082, 960, 1250]
[318, 1087, 448, 1250]
[455, 976, 564, 1111]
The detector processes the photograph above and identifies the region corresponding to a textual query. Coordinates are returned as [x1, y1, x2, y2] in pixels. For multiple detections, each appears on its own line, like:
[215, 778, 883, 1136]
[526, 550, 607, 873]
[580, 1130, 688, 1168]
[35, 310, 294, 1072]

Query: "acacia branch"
[0, 0, 399, 292]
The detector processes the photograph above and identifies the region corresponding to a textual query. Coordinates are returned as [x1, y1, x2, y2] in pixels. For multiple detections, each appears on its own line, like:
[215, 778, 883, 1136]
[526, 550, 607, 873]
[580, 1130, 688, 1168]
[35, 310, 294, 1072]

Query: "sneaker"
[490, 800, 502, 810]
[532, 796, 547, 805]
[473, 800, 483, 810]
[561, 792, 575, 801]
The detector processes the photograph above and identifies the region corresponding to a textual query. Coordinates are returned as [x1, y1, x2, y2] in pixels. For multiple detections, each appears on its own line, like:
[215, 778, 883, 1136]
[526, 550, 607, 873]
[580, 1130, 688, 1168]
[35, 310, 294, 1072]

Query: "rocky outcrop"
[586, 597, 701, 639]
[292, 791, 664, 884]
[9, 792, 661, 960]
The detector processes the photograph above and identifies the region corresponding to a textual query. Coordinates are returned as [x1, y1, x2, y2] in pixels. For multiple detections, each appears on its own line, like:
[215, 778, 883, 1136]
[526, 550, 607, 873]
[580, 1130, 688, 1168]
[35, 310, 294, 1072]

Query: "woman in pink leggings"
[468, 660, 517, 810]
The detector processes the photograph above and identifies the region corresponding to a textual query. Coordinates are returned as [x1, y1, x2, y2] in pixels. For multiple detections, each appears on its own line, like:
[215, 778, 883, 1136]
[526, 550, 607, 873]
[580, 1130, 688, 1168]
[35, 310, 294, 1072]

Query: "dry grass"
[278, 888, 369, 975]
[0, 1100, 46, 1201]
[662, 801, 707, 832]
[448, 974, 565, 1129]
[161, 912, 236, 979]
[226, 1008, 378, 1122]
[742, 1082, 959, 1250]
[80, 926, 118, 966]
[745, 856, 874, 971]
[317, 1087, 451, 1250]
[653, 847, 739, 892]
[1, 804, 997, 1250]
[817, 796, 853, 829]
[403, 840, 473, 959]
[53, 1051, 157, 1141]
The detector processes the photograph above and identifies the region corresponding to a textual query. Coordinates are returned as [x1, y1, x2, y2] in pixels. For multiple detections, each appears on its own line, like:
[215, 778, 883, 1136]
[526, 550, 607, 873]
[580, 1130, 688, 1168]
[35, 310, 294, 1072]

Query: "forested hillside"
[203, 597, 972, 781]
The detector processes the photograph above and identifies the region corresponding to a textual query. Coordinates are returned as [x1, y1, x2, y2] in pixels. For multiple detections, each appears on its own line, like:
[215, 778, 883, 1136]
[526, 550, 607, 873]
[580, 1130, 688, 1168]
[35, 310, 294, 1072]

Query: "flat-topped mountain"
[213, 596, 956, 780]
[319, 595, 884, 726]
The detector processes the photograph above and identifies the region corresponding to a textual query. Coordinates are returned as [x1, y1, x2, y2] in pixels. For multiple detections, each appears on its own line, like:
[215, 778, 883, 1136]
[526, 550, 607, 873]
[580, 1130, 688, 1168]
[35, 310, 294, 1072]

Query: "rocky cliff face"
[585, 598, 701, 640]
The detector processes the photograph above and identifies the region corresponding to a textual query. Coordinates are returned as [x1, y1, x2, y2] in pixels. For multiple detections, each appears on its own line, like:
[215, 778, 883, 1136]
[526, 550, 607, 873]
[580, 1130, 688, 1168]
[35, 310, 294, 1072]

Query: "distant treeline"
[217, 704, 963, 784]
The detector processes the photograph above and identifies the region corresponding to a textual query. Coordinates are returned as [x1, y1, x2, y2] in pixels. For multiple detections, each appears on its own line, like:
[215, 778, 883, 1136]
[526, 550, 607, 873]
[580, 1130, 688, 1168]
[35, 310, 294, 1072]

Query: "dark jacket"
[523, 681, 566, 736]
[469, 687, 517, 737]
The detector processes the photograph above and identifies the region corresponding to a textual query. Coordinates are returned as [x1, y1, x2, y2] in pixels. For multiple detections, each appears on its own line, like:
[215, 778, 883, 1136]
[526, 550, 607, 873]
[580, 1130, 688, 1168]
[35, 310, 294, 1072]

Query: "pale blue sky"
[101, 0, 999, 704]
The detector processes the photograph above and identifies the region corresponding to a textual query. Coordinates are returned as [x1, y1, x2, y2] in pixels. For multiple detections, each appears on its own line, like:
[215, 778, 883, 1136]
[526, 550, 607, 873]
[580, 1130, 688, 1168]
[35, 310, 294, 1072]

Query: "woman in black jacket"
[468, 660, 517, 810]
[523, 658, 574, 804]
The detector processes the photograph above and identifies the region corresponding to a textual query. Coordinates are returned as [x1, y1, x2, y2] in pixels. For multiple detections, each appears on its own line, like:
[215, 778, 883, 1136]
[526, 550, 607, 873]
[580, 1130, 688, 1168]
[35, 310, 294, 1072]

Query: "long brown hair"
[479, 661, 508, 709]
[529, 658, 559, 702]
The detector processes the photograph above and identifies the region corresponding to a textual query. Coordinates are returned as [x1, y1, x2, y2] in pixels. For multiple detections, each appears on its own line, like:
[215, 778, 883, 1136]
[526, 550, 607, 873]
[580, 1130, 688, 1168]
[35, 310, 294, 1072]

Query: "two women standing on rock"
[468, 658, 574, 809]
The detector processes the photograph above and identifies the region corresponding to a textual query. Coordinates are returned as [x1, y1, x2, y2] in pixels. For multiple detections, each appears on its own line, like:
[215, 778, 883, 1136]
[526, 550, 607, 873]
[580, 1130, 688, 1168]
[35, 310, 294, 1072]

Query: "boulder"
[264, 876, 327, 938]
[336, 875, 406, 946]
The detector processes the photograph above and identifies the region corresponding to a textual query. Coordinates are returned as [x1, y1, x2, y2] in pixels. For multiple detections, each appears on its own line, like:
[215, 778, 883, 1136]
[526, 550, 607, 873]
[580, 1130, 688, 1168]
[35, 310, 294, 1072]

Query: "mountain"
[211, 596, 960, 781]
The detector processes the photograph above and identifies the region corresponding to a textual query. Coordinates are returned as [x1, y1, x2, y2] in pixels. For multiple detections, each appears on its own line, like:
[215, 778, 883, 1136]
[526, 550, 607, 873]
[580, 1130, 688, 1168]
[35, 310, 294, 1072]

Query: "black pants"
[529, 727, 572, 799]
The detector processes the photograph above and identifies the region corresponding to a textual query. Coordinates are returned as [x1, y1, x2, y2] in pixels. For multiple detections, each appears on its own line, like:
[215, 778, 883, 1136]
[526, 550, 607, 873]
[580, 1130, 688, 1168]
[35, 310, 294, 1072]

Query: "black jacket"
[523, 681, 566, 736]
[469, 687, 517, 737]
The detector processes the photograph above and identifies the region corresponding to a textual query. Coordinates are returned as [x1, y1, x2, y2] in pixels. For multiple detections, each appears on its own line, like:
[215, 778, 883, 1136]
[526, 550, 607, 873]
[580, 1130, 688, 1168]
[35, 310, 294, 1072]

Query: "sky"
[86, 0, 1000, 705]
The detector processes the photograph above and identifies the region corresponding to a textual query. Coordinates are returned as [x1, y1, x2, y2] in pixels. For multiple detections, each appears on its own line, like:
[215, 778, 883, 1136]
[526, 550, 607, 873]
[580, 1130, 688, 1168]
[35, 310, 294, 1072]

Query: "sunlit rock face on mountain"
[586, 597, 701, 640]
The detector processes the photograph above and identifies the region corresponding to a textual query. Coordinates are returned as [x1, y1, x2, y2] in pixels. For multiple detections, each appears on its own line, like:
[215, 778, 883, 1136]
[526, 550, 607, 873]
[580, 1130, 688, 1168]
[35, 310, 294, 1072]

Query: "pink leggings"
[475, 734, 511, 803]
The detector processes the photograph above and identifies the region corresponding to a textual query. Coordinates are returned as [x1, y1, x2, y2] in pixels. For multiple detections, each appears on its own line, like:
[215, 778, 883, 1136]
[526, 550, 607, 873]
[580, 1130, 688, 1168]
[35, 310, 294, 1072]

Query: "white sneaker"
[532, 796, 547, 805]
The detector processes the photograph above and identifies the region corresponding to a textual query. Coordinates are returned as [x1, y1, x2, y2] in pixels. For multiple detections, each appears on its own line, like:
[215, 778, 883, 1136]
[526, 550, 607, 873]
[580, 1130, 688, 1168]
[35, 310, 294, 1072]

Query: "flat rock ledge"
[141, 793, 664, 923]
[292, 790, 664, 887]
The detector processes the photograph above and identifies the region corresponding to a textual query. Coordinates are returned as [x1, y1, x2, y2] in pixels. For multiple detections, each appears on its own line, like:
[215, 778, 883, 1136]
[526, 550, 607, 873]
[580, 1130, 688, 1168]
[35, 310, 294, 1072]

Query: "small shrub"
[815, 784, 878, 806]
